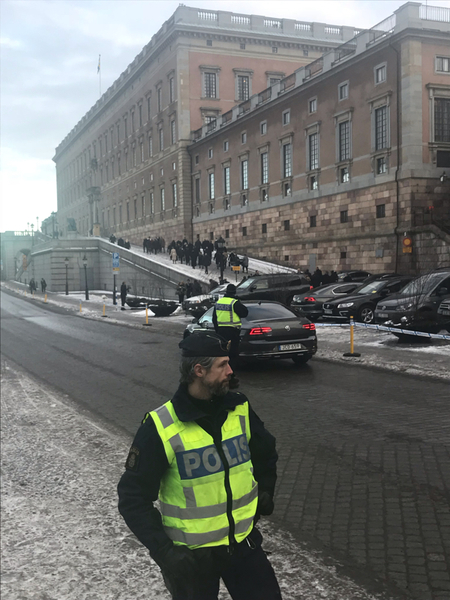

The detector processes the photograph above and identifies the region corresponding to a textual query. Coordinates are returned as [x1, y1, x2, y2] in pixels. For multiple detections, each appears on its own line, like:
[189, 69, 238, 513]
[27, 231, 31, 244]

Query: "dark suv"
[374, 268, 450, 336]
[235, 273, 311, 306]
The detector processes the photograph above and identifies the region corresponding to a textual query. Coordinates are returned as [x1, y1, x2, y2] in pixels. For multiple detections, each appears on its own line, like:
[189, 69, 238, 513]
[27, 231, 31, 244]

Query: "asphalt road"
[1, 290, 449, 600]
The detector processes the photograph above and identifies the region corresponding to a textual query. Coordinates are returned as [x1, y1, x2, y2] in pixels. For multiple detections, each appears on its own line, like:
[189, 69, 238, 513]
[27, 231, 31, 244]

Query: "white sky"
[1, 0, 449, 233]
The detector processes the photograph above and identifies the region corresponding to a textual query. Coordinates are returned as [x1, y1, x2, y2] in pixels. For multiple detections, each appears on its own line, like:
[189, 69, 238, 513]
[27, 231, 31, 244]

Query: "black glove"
[155, 543, 199, 580]
[257, 491, 274, 516]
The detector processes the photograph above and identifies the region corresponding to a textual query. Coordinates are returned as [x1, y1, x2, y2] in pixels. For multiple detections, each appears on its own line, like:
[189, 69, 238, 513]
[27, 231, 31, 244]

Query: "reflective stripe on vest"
[150, 399, 258, 549]
[215, 297, 241, 328]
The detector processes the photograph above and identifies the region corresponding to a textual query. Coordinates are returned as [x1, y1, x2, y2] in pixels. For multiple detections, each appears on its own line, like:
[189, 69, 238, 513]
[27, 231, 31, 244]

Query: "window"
[272, 47, 278, 54]
[375, 106, 388, 150]
[204, 72, 217, 98]
[134, 197, 137, 219]
[159, 128, 164, 152]
[208, 148, 213, 159]
[223, 140, 229, 152]
[284, 220, 290, 231]
[375, 64, 386, 84]
[310, 175, 318, 190]
[209, 202, 214, 214]
[282, 110, 290, 125]
[209, 172, 215, 199]
[170, 120, 176, 145]
[160, 187, 165, 211]
[147, 96, 151, 121]
[207, 39, 212, 46]
[105, 133, 108, 154]
[261, 152, 268, 184]
[169, 77, 175, 103]
[224, 197, 230, 211]
[310, 215, 316, 227]
[262, 223, 267, 234]
[131, 111, 135, 133]
[195, 178, 200, 203]
[132, 146, 137, 167]
[225, 229, 230, 238]
[241, 159, 248, 189]
[240, 43, 246, 50]
[283, 182, 291, 196]
[241, 132, 247, 144]
[118, 154, 121, 176]
[150, 192, 154, 214]
[242, 226, 247, 236]
[237, 76, 250, 101]
[340, 251, 347, 259]
[261, 188, 268, 202]
[283, 143, 292, 178]
[260, 121, 267, 135]
[340, 210, 348, 223]
[309, 97, 317, 113]
[376, 156, 387, 174]
[340, 167, 350, 183]
[116, 123, 120, 144]
[124, 117, 128, 138]
[339, 121, 350, 161]
[195, 154, 199, 165]
[224, 166, 231, 195]
[157, 88, 162, 112]
[303, 49, 309, 57]
[435, 98, 450, 142]
[141, 194, 145, 216]
[436, 56, 450, 73]
[126, 202, 130, 221]
[172, 182, 178, 207]
[309, 133, 319, 170]
[339, 82, 349, 100]
[270, 77, 281, 86]
[148, 137, 153, 157]
[376, 204, 385, 218]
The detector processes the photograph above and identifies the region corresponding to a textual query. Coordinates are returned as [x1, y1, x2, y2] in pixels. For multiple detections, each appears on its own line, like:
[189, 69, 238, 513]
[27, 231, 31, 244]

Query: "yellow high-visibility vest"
[149, 399, 258, 549]
[215, 297, 241, 328]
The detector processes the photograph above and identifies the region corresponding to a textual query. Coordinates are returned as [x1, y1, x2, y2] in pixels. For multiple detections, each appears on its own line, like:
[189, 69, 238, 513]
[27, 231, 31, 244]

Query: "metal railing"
[257, 87, 272, 105]
[303, 57, 324, 81]
[238, 99, 251, 116]
[367, 14, 396, 46]
[279, 73, 296, 93]
[420, 4, 450, 22]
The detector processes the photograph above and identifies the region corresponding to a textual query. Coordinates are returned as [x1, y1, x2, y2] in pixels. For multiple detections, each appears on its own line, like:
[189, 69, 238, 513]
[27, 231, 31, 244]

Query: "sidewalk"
[1, 361, 391, 600]
[2, 280, 449, 382]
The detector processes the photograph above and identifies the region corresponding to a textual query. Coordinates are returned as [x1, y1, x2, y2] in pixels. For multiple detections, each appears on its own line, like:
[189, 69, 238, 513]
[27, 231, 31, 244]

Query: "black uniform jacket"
[117, 383, 277, 559]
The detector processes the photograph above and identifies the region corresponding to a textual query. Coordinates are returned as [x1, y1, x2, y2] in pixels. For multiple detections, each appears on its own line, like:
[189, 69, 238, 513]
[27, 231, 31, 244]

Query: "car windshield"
[309, 285, 338, 297]
[356, 281, 387, 294]
[236, 278, 256, 290]
[399, 273, 445, 296]
[246, 304, 294, 320]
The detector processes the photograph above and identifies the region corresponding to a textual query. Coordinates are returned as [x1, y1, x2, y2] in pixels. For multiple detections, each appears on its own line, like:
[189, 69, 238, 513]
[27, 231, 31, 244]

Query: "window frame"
[374, 63, 387, 85]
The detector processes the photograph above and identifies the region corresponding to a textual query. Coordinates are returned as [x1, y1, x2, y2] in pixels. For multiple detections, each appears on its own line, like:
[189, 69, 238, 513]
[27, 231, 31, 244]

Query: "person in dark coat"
[117, 332, 281, 600]
[185, 278, 193, 299]
[213, 284, 248, 389]
[176, 281, 186, 304]
[120, 281, 128, 309]
[41, 278, 47, 293]
[310, 267, 322, 288]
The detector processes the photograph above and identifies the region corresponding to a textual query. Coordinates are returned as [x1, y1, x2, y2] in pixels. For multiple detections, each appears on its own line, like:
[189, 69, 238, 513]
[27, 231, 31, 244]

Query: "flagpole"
[98, 54, 102, 97]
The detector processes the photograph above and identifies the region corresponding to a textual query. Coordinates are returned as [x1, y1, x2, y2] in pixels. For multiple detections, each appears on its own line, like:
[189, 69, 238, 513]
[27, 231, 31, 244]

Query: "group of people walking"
[28, 278, 46, 294]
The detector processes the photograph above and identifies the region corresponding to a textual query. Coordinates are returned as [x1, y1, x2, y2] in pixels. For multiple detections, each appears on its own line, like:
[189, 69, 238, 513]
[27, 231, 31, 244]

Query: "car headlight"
[338, 302, 354, 308]
[397, 302, 414, 311]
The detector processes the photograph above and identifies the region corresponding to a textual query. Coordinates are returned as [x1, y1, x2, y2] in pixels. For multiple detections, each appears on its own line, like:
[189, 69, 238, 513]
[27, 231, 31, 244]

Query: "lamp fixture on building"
[439, 172, 447, 184]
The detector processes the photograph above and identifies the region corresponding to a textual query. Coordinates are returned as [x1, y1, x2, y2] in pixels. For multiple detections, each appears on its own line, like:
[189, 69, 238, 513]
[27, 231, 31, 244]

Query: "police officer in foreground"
[213, 284, 248, 389]
[118, 332, 281, 600]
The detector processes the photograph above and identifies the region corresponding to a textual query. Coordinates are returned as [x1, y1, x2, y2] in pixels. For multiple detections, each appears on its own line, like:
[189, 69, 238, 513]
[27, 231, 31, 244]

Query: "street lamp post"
[65, 257, 69, 295]
[82, 255, 89, 300]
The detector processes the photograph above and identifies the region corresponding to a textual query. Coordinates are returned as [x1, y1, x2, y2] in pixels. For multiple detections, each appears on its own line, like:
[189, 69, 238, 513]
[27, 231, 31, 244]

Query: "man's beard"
[207, 378, 230, 398]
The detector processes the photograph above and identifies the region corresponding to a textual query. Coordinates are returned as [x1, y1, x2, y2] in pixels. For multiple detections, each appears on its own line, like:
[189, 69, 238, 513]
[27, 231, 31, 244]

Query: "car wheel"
[357, 305, 374, 324]
[292, 354, 311, 366]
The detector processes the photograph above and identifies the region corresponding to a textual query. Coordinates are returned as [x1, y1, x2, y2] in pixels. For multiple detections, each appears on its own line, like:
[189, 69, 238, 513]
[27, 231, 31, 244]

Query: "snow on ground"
[1, 362, 390, 600]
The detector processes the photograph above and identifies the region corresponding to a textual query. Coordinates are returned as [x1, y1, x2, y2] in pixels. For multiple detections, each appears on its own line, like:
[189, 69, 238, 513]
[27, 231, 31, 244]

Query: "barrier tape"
[315, 320, 450, 340]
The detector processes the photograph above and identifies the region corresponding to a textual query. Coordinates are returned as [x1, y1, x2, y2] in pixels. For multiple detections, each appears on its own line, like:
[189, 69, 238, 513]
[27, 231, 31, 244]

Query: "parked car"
[322, 275, 412, 323]
[374, 268, 450, 336]
[436, 297, 450, 332]
[290, 282, 360, 321]
[184, 300, 317, 365]
[337, 270, 372, 282]
[182, 283, 228, 318]
[234, 273, 311, 306]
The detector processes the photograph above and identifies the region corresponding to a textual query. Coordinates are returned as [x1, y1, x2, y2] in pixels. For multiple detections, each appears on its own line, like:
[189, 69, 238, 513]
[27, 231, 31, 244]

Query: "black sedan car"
[184, 301, 317, 365]
[290, 282, 360, 320]
[322, 275, 412, 323]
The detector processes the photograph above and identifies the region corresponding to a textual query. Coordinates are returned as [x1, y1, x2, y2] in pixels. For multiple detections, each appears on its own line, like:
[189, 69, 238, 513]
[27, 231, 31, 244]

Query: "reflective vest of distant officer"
[213, 284, 248, 386]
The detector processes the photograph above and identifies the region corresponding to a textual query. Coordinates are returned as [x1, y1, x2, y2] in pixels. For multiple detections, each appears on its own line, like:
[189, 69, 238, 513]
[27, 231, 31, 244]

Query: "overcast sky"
[1, 0, 449, 233]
